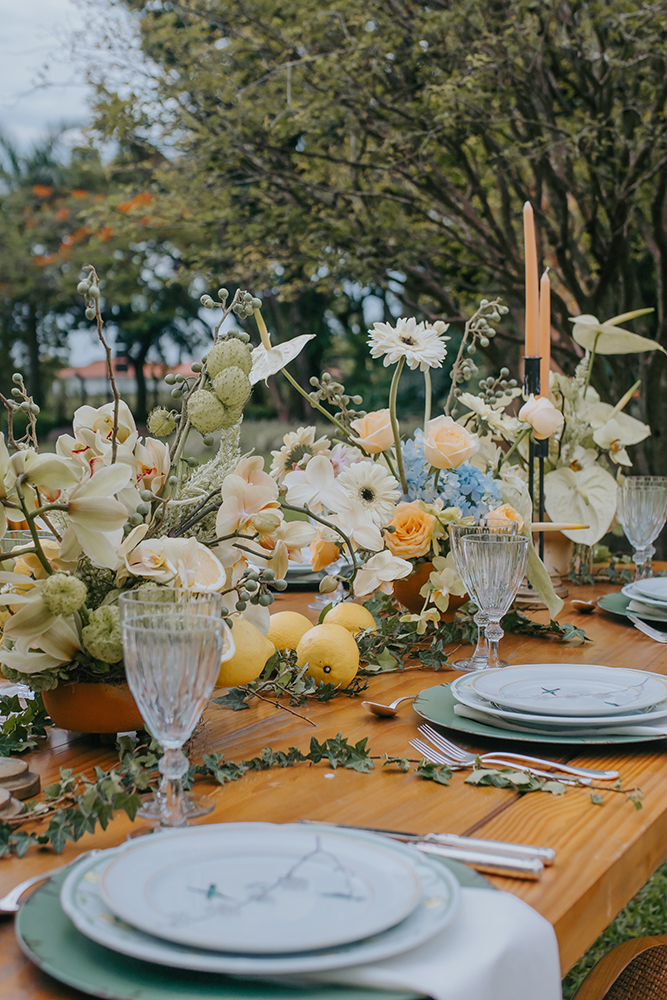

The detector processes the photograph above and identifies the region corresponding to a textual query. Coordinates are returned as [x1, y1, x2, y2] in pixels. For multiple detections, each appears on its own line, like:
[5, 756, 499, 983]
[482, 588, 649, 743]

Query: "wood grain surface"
[0, 579, 666, 998]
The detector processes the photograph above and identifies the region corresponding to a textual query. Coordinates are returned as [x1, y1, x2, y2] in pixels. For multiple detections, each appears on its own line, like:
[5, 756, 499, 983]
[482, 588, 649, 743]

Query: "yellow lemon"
[216, 617, 275, 687]
[296, 624, 360, 686]
[322, 602, 377, 636]
[266, 611, 314, 651]
[192, 546, 227, 591]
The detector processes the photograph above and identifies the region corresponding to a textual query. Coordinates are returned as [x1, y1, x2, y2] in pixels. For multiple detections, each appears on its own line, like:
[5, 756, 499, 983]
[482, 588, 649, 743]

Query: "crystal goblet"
[616, 476, 667, 581]
[448, 522, 518, 671]
[121, 611, 234, 828]
[460, 535, 529, 671]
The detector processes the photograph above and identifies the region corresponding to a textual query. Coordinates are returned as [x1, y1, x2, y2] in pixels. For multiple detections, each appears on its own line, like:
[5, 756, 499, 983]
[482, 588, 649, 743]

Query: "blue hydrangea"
[402, 430, 501, 519]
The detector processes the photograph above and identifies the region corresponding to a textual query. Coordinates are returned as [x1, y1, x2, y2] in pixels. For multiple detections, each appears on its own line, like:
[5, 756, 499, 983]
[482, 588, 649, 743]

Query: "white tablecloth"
[289, 887, 562, 1000]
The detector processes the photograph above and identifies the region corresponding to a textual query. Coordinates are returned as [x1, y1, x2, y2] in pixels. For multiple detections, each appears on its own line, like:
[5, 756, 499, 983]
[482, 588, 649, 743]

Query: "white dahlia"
[337, 461, 400, 528]
[368, 317, 449, 372]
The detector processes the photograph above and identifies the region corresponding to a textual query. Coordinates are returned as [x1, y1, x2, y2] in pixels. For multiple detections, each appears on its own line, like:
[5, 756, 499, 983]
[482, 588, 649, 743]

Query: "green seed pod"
[262, 569, 275, 581]
[136, 502, 149, 515]
[187, 456, 198, 467]
[245, 580, 258, 593]
[273, 579, 288, 592]
[217, 288, 229, 300]
[168, 475, 179, 486]
[480, 336, 490, 348]
[76, 280, 90, 295]
[165, 374, 177, 385]
[212, 366, 252, 408]
[202, 434, 214, 447]
[30, 404, 40, 415]
[251, 297, 262, 309]
[11, 388, 21, 398]
[187, 388, 229, 434]
[140, 489, 154, 502]
[206, 339, 253, 377]
[85, 307, 96, 320]
[11, 373, 22, 384]
[236, 600, 247, 612]
[191, 362, 202, 373]
[129, 512, 144, 526]
[170, 388, 183, 399]
[88, 285, 100, 300]
[258, 593, 273, 606]
[243, 291, 253, 303]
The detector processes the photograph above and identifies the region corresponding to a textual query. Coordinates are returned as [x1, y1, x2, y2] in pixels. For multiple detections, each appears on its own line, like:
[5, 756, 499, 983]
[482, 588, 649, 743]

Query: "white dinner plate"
[99, 824, 421, 954]
[467, 664, 667, 717]
[634, 578, 667, 602]
[61, 825, 460, 975]
[450, 675, 667, 728]
[622, 582, 667, 608]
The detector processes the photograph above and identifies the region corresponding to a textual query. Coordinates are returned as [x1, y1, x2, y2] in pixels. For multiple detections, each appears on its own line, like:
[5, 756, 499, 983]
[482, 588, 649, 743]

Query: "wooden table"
[1, 579, 667, 998]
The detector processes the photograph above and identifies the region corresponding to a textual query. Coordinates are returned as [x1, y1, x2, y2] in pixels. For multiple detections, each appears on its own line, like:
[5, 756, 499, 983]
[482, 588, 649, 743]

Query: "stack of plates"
[620, 578, 667, 622]
[17, 823, 463, 999]
[414, 664, 667, 745]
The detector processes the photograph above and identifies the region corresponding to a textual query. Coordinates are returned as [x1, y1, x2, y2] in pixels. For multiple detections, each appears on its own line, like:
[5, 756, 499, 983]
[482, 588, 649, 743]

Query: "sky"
[0, 0, 91, 151]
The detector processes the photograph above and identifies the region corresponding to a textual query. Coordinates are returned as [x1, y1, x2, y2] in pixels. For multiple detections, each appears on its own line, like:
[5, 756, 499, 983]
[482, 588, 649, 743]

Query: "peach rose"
[483, 504, 525, 532]
[349, 409, 394, 454]
[384, 502, 435, 559]
[423, 416, 479, 470]
[310, 534, 341, 572]
[519, 395, 564, 440]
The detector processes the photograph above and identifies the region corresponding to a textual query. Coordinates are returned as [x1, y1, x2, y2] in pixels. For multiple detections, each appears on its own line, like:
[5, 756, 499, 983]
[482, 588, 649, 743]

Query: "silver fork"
[409, 738, 590, 784]
[418, 724, 620, 780]
[0, 849, 100, 914]
[628, 614, 667, 643]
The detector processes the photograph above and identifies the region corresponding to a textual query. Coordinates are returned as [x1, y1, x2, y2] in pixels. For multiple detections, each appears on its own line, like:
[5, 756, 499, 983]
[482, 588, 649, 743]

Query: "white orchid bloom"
[120, 535, 226, 591]
[592, 419, 634, 466]
[135, 437, 170, 496]
[61, 464, 132, 569]
[6, 449, 79, 495]
[73, 401, 138, 451]
[284, 455, 348, 514]
[332, 499, 385, 551]
[0, 640, 71, 675]
[353, 550, 412, 598]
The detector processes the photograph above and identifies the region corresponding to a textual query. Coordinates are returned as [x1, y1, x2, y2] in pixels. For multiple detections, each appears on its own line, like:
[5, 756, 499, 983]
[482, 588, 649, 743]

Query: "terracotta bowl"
[42, 682, 144, 734]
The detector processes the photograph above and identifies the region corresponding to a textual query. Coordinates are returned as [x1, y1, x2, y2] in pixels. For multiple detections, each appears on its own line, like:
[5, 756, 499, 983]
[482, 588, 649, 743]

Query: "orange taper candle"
[539, 268, 551, 397]
[523, 202, 540, 357]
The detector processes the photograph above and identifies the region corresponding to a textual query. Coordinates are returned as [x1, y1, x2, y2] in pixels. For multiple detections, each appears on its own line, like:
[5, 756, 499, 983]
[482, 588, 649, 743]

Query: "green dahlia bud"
[212, 366, 252, 408]
[147, 407, 177, 437]
[82, 606, 123, 664]
[206, 339, 253, 377]
[187, 388, 229, 434]
[42, 573, 88, 617]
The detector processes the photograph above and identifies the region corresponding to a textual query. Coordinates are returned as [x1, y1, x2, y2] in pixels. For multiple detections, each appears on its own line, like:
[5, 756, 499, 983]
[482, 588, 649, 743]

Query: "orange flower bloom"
[384, 501, 435, 559]
[310, 534, 340, 572]
[32, 185, 53, 198]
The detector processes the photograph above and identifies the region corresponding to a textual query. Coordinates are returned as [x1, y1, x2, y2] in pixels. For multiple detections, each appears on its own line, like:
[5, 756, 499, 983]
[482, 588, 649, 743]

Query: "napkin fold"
[286, 888, 561, 1000]
[453, 703, 667, 737]
[628, 599, 667, 621]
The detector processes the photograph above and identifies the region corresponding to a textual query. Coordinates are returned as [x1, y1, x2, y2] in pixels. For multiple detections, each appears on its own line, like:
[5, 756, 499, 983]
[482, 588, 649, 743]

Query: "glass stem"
[485, 620, 504, 670]
[470, 610, 490, 665]
[158, 748, 189, 827]
[634, 545, 655, 581]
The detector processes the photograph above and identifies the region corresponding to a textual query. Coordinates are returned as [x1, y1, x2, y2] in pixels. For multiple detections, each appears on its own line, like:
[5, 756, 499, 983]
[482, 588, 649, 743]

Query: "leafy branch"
[0, 693, 53, 757]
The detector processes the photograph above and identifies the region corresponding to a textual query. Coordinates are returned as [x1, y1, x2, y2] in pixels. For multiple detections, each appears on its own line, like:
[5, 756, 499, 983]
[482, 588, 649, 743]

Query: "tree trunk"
[25, 305, 42, 405]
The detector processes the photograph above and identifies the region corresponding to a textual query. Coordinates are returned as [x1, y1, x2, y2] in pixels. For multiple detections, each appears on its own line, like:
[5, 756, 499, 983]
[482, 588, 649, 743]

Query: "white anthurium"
[569, 309, 664, 355]
[544, 464, 617, 547]
[249, 335, 315, 385]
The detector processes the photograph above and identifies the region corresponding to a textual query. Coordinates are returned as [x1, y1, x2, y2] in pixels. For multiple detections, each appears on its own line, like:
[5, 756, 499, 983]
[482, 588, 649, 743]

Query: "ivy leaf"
[380, 754, 411, 772]
[541, 780, 567, 796]
[418, 639, 449, 669]
[213, 688, 251, 711]
[416, 760, 452, 785]
[590, 792, 604, 805]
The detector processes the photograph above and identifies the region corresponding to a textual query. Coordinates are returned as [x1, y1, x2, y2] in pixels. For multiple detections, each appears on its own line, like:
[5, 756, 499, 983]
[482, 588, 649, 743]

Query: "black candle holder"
[523, 356, 546, 560]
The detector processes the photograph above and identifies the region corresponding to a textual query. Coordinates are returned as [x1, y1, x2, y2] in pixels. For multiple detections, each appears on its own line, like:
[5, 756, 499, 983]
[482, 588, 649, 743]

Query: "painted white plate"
[467, 664, 667, 717]
[99, 824, 421, 954]
[450, 675, 667, 728]
[62, 825, 460, 975]
[634, 578, 667, 602]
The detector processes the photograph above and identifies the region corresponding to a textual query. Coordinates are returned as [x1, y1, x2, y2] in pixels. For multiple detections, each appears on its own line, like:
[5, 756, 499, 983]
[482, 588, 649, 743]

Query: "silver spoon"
[361, 694, 414, 718]
[571, 600, 595, 614]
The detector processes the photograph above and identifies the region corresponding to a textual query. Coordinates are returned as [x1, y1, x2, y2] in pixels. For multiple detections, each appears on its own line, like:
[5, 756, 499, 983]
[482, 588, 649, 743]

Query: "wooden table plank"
[1, 579, 666, 995]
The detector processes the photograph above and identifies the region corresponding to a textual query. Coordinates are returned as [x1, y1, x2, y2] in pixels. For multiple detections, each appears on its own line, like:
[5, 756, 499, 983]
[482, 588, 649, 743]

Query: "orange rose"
[349, 409, 394, 454]
[483, 504, 524, 532]
[310, 535, 340, 572]
[384, 502, 435, 559]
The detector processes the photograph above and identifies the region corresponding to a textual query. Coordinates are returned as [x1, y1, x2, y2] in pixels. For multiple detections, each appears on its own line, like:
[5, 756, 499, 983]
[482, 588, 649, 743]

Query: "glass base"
[453, 656, 509, 672]
[137, 790, 216, 823]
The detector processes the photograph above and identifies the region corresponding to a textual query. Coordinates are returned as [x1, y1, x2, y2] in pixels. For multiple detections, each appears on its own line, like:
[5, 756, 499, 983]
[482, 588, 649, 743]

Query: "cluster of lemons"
[216, 604, 376, 689]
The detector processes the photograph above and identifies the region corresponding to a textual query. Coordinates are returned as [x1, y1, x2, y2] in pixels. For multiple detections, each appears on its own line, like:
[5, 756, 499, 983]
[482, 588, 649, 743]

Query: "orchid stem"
[583, 333, 601, 395]
[15, 485, 52, 576]
[389, 358, 408, 495]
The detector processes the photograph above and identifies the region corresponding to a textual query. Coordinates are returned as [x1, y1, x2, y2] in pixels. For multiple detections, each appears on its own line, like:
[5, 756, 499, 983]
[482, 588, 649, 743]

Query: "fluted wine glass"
[449, 522, 519, 671]
[616, 477, 667, 581]
[121, 610, 234, 827]
[460, 535, 529, 671]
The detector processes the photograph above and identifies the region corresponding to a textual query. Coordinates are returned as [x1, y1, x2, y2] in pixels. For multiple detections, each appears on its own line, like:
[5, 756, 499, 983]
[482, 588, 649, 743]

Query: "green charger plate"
[598, 591, 667, 624]
[413, 682, 667, 745]
[16, 858, 488, 1000]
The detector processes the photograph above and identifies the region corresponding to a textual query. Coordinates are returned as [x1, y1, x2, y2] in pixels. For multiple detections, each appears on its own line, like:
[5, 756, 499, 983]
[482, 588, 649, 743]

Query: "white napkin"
[453, 702, 667, 737]
[286, 888, 562, 1000]
[628, 599, 667, 621]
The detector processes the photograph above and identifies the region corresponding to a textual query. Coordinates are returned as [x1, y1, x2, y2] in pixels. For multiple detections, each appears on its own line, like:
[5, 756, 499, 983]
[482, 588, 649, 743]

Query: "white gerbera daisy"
[337, 461, 400, 528]
[368, 317, 449, 372]
[270, 427, 331, 482]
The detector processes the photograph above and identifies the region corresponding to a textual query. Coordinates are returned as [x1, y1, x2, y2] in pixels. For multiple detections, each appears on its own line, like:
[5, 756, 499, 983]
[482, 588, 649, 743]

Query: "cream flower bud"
[251, 509, 283, 534]
[81, 605, 123, 664]
[42, 573, 88, 616]
[422, 415, 479, 470]
[349, 409, 394, 454]
[319, 575, 340, 594]
[147, 407, 177, 437]
[519, 395, 564, 440]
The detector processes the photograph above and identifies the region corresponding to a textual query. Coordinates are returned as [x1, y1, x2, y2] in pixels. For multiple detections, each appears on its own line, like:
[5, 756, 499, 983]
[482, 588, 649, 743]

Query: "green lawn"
[562, 860, 667, 996]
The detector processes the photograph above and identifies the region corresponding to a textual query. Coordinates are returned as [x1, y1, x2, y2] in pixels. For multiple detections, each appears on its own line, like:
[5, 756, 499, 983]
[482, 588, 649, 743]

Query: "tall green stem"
[496, 427, 531, 476]
[583, 333, 601, 395]
[423, 369, 432, 430]
[389, 358, 408, 495]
